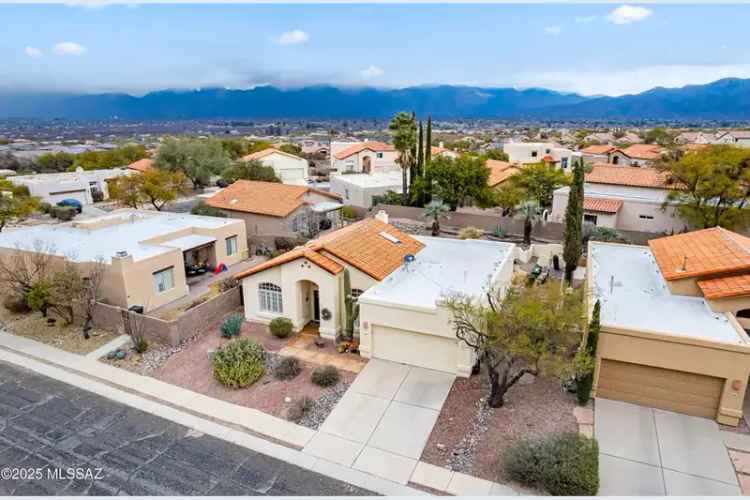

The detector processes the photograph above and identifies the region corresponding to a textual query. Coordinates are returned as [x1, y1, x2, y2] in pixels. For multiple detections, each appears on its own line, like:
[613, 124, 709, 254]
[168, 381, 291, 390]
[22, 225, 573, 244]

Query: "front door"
[313, 289, 320, 323]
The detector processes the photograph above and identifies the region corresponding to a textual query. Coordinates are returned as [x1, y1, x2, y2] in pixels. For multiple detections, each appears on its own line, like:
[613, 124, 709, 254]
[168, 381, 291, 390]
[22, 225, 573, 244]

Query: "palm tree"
[423, 200, 450, 236]
[516, 200, 541, 246]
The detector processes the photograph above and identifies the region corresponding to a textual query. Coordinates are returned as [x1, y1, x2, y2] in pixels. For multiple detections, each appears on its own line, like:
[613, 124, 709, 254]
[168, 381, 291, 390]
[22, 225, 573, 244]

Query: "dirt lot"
[0, 306, 117, 355]
[422, 371, 578, 485]
[108, 313, 356, 425]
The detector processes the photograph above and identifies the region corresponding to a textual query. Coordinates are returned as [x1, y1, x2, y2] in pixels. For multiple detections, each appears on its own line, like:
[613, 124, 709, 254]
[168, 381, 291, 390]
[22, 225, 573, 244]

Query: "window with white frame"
[153, 267, 175, 293]
[259, 283, 283, 313]
[225, 235, 238, 256]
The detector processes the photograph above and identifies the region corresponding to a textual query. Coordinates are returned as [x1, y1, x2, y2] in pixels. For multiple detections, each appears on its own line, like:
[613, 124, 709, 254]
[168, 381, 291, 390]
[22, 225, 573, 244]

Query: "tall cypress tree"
[415, 121, 424, 206]
[409, 112, 419, 201]
[424, 116, 433, 204]
[563, 157, 584, 283]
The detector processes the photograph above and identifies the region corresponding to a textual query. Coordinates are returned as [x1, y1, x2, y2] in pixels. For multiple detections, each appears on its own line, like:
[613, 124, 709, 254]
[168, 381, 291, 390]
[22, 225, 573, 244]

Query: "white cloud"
[24, 46, 43, 58]
[277, 30, 309, 46]
[359, 65, 384, 80]
[607, 5, 653, 25]
[575, 15, 597, 24]
[511, 63, 750, 97]
[544, 26, 562, 36]
[53, 41, 87, 56]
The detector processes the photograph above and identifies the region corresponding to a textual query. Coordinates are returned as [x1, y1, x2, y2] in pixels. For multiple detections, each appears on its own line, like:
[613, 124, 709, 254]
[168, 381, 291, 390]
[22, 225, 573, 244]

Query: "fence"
[92, 286, 242, 346]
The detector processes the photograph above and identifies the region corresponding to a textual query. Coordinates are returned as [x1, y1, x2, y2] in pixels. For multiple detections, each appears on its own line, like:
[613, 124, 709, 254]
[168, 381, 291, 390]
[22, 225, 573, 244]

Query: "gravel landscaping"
[422, 369, 577, 485]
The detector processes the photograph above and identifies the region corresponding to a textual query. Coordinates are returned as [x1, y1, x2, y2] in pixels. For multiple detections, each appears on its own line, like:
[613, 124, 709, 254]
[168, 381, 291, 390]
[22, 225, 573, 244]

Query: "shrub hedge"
[213, 339, 266, 389]
[220, 313, 244, 338]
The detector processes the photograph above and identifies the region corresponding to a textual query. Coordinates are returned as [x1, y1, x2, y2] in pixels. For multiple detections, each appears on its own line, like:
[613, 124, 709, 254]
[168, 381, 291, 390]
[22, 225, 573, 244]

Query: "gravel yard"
[422, 370, 578, 485]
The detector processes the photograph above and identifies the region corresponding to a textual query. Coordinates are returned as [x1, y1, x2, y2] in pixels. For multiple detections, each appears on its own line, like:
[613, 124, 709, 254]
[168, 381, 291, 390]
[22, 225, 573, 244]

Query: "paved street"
[0, 361, 372, 496]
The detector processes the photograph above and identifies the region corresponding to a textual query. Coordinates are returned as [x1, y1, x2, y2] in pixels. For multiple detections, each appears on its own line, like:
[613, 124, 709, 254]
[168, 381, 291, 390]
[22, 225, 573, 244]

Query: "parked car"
[56, 198, 83, 213]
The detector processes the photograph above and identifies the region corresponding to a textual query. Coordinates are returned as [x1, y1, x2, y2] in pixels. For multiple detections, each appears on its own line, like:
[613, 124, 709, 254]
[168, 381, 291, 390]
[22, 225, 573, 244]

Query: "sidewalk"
[0, 330, 520, 496]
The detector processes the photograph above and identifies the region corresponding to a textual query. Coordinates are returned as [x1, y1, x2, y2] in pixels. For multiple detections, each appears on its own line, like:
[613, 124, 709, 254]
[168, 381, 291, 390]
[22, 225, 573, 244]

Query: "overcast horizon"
[2, 3, 750, 97]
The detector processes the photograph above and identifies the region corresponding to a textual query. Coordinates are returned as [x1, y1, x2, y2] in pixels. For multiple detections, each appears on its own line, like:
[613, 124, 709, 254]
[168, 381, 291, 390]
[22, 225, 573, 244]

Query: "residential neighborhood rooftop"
[240, 147, 303, 162]
[127, 158, 153, 173]
[206, 180, 341, 217]
[359, 236, 514, 310]
[586, 164, 673, 189]
[0, 209, 240, 263]
[334, 141, 395, 160]
[486, 159, 519, 187]
[589, 242, 745, 344]
[331, 171, 403, 188]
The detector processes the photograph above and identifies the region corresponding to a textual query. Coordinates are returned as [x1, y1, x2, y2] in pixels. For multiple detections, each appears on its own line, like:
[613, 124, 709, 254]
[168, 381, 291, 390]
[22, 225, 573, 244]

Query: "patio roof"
[161, 234, 217, 252]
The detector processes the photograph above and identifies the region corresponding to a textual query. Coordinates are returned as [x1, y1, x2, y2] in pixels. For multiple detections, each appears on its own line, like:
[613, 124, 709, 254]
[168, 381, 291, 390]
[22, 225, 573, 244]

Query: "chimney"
[374, 210, 389, 225]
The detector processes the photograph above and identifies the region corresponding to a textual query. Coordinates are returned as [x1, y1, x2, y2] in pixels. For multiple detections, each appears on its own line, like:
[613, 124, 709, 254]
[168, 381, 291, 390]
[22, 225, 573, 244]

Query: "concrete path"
[308, 359, 454, 483]
[596, 398, 741, 495]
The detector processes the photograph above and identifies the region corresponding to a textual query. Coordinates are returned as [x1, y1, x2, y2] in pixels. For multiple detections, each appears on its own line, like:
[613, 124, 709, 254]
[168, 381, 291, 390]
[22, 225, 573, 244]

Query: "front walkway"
[596, 398, 741, 495]
[304, 359, 454, 484]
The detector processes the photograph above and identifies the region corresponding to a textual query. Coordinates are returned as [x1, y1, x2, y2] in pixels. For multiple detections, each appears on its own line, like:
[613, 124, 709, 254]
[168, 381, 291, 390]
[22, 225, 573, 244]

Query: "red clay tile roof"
[581, 145, 617, 155]
[583, 197, 623, 214]
[586, 164, 673, 189]
[542, 155, 555, 162]
[487, 160, 519, 187]
[205, 180, 341, 218]
[622, 144, 665, 160]
[127, 158, 153, 173]
[649, 227, 750, 281]
[235, 218, 425, 281]
[335, 141, 395, 160]
[697, 274, 750, 300]
[240, 148, 303, 162]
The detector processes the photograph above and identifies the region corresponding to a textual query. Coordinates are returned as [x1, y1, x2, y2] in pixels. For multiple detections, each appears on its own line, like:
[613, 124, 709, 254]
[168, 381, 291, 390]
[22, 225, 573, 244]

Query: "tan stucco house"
[206, 180, 343, 245]
[330, 141, 399, 174]
[589, 228, 750, 426]
[241, 148, 309, 186]
[0, 209, 247, 312]
[235, 213, 516, 376]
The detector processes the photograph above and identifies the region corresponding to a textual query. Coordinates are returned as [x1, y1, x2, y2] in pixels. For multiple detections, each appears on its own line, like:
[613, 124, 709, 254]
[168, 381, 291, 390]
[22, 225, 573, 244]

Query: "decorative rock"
[106, 350, 117, 360]
[284, 396, 292, 403]
[115, 350, 126, 360]
[578, 424, 593, 439]
[573, 406, 594, 425]
[298, 383, 349, 430]
[730, 450, 750, 476]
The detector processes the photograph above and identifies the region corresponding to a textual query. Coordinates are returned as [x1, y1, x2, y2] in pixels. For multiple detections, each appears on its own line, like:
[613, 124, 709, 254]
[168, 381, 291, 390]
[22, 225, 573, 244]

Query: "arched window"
[259, 283, 283, 313]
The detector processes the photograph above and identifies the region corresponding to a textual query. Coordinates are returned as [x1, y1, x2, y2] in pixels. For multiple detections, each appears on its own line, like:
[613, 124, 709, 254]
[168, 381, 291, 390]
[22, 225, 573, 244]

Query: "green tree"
[516, 200, 541, 246]
[222, 160, 281, 183]
[576, 300, 600, 405]
[423, 200, 450, 236]
[642, 127, 674, 147]
[191, 201, 228, 217]
[154, 138, 231, 189]
[484, 149, 509, 161]
[35, 152, 75, 172]
[220, 139, 254, 159]
[388, 111, 418, 205]
[0, 179, 40, 232]
[73, 145, 147, 170]
[563, 158, 584, 283]
[661, 145, 750, 230]
[421, 155, 493, 210]
[140, 169, 185, 211]
[506, 162, 568, 207]
[279, 143, 302, 156]
[447, 282, 584, 408]
[108, 175, 143, 209]
[493, 183, 526, 215]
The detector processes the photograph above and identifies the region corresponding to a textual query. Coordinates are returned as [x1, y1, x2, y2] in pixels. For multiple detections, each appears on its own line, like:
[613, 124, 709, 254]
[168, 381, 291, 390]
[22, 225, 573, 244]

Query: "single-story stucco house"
[234, 212, 516, 376]
[241, 148, 309, 186]
[589, 228, 750, 426]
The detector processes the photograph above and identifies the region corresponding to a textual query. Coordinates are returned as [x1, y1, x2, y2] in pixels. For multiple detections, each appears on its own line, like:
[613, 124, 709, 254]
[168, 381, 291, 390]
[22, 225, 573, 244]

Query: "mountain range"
[2, 78, 750, 122]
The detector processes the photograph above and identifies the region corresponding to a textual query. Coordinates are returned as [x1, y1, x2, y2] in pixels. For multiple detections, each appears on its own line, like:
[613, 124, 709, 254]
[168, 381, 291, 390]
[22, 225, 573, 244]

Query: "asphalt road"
[0, 361, 373, 496]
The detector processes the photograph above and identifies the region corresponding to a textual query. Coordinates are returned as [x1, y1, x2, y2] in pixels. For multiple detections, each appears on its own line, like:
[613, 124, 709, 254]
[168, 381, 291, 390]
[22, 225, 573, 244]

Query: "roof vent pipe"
[680, 256, 688, 272]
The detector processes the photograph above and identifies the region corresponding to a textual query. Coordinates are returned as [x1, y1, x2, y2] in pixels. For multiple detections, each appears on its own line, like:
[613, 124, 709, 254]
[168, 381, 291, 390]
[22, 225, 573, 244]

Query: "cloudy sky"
[1, 3, 749, 96]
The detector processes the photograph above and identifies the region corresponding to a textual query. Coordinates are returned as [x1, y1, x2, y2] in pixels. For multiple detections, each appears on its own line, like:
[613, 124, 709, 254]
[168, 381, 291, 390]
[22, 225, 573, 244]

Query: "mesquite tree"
[446, 282, 584, 408]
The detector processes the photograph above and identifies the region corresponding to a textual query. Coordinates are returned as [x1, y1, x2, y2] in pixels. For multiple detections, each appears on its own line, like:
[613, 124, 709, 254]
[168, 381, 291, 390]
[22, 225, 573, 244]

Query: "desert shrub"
[273, 356, 302, 380]
[52, 206, 76, 221]
[274, 237, 299, 251]
[287, 395, 313, 423]
[504, 432, 599, 496]
[213, 339, 266, 389]
[311, 365, 340, 387]
[458, 226, 484, 240]
[39, 202, 52, 214]
[132, 337, 149, 353]
[269, 317, 294, 338]
[191, 200, 227, 218]
[218, 276, 238, 292]
[341, 205, 358, 220]
[220, 313, 244, 338]
[3, 294, 30, 314]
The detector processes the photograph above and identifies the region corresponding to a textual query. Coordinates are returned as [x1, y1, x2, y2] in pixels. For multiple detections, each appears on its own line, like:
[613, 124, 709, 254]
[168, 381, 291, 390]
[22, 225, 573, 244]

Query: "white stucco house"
[715, 131, 750, 148]
[550, 164, 689, 234]
[503, 142, 576, 170]
[329, 171, 404, 208]
[241, 148, 309, 186]
[10, 167, 131, 205]
[330, 141, 399, 175]
[235, 212, 516, 376]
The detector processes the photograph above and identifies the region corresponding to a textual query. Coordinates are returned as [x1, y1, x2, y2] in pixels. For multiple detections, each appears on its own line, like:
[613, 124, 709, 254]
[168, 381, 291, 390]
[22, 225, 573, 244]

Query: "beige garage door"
[597, 359, 723, 419]
[372, 325, 457, 373]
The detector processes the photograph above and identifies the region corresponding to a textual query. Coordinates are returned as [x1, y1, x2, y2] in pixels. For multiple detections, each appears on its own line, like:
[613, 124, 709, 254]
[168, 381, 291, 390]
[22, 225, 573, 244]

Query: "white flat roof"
[589, 243, 746, 344]
[332, 172, 403, 189]
[161, 234, 216, 252]
[360, 236, 515, 310]
[0, 210, 240, 264]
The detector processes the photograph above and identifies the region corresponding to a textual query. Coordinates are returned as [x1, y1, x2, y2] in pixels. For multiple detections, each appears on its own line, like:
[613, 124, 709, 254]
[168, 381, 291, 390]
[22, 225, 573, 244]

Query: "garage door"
[597, 359, 723, 419]
[48, 190, 87, 204]
[371, 325, 457, 373]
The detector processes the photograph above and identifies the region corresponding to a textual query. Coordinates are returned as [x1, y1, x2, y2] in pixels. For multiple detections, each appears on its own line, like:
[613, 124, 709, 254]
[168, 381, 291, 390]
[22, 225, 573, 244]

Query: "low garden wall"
[92, 286, 242, 346]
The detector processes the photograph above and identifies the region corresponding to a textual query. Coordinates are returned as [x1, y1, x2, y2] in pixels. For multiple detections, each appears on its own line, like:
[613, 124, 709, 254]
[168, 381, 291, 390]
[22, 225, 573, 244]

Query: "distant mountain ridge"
[1, 78, 749, 121]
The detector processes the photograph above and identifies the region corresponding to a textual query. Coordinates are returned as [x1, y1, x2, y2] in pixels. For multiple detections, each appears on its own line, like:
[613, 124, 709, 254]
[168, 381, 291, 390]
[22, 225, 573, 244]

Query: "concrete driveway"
[304, 359, 455, 484]
[596, 398, 741, 495]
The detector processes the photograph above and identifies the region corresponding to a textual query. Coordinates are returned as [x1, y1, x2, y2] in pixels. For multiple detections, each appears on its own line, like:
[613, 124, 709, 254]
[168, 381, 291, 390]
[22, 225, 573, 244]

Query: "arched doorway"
[612, 155, 619, 165]
[362, 156, 372, 174]
[298, 279, 321, 327]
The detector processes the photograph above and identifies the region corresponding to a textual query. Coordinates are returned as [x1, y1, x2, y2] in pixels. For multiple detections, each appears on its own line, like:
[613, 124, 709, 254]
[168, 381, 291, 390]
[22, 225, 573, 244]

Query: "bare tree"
[121, 305, 149, 353]
[81, 258, 106, 339]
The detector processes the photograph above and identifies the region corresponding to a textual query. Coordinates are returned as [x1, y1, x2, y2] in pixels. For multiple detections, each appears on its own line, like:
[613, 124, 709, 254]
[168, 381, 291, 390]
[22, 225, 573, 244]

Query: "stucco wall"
[259, 153, 309, 184]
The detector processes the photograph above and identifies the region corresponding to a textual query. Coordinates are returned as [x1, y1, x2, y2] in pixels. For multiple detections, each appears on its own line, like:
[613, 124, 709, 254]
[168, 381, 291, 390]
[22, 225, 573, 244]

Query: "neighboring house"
[330, 170, 403, 208]
[235, 213, 516, 376]
[716, 130, 750, 147]
[588, 229, 750, 425]
[550, 164, 688, 234]
[241, 148, 309, 186]
[10, 167, 131, 205]
[503, 142, 575, 170]
[205, 180, 343, 243]
[298, 139, 330, 157]
[580, 145, 618, 165]
[674, 131, 717, 145]
[582, 132, 616, 144]
[0, 209, 247, 312]
[486, 159, 520, 189]
[330, 141, 399, 174]
[617, 132, 642, 144]
[127, 158, 153, 173]
[431, 143, 459, 160]
[619, 144, 668, 167]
